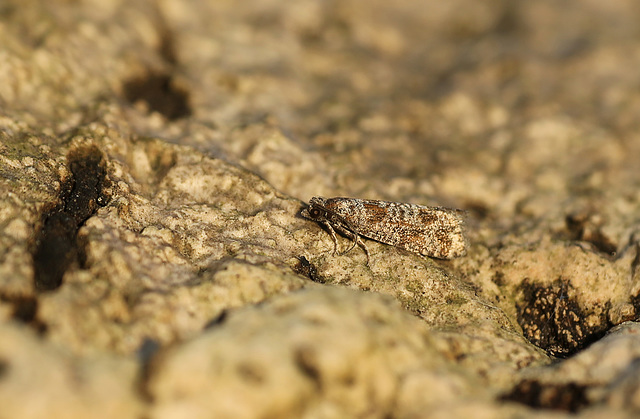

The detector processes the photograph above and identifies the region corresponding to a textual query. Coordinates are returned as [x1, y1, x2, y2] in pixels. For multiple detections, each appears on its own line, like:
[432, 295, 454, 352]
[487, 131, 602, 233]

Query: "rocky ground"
[2, 1, 640, 418]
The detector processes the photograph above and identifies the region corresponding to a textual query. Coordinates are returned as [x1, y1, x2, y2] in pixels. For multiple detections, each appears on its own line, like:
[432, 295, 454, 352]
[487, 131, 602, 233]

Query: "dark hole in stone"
[0, 294, 47, 334]
[122, 71, 191, 120]
[204, 309, 228, 329]
[33, 211, 76, 290]
[11, 296, 37, 323]
[293, 256, 325, 283]
[491, 271, 505, 287]
[33, 146, 109, 291]
[565, 213, 617, 256]
[516, 278, 609, 357]
[585, 231, 617, 256]
[501, 379, 590, 413]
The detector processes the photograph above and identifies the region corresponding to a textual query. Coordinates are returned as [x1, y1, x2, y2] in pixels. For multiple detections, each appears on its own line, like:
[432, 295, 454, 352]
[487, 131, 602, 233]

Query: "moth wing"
[331, 201, 467, 259]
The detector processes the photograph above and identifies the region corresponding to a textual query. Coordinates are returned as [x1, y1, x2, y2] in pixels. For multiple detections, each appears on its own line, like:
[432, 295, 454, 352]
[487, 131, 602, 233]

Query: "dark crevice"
[122, 11, 191, 121]
[0, 294, 47, 334]
[10, 296, 37, 323]
[123, 71, 191, 120]
[565, 212, 617, 256]
[501, 380, 590, 412]
[204, 309, 228, 329]
[33, 146, 109, 291]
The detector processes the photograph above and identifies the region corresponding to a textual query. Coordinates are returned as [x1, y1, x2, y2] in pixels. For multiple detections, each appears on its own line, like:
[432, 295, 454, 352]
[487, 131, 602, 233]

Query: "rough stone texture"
[148, 287, 493, 419]
[1, 0, 640, 418]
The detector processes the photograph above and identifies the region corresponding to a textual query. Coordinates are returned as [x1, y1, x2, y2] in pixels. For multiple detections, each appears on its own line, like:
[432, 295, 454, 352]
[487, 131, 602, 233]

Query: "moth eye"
[309, 208, 322, 218]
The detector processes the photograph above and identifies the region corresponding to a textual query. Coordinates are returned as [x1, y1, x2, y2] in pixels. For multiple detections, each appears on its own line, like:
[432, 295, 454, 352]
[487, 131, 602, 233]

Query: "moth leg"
[344, 237, 358, 254]
[330, 224, 356, 254]
[340, 228, 359, 254]
[320, 220, 340, 255]
[334, 225, 371, 265]
[356, 237, 371, 266]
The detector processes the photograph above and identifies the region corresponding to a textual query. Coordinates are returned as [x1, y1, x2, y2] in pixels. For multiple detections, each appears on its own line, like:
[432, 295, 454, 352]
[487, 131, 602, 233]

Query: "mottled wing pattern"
[322, 198, 467, 259]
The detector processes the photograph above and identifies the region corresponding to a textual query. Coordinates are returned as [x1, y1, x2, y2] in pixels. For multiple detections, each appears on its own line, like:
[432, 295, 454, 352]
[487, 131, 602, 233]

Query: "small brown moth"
[301, 197, 467, 263]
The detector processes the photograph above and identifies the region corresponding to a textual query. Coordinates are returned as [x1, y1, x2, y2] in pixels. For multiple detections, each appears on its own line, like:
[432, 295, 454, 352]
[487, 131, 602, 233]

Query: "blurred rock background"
[2, 1, 640, 418]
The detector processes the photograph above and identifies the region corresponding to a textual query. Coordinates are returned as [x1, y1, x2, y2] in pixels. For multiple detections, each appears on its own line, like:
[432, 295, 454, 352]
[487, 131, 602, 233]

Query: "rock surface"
[2, 0, 640, 418]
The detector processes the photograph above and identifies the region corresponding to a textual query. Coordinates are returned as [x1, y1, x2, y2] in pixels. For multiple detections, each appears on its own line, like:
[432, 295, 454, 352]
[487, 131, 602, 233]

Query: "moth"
[301, 197, 467, 263]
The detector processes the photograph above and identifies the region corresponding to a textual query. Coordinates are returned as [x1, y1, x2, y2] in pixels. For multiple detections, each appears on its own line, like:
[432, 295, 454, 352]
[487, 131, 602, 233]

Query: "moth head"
[302, 197, 328, 221]
[306, 206, 324, 219]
